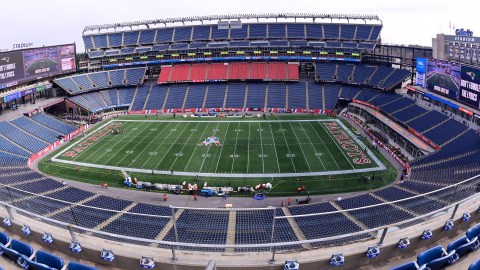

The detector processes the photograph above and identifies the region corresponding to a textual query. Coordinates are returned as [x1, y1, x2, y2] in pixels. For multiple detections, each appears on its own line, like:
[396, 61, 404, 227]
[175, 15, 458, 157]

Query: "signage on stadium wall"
[455, 28, 474, 37]
[27, 124, 88, 166]
[416, 72, 426, 87]
[416, 58, 427, 73]
[12, 42, 34, 50]
[459, 65, 480, 109]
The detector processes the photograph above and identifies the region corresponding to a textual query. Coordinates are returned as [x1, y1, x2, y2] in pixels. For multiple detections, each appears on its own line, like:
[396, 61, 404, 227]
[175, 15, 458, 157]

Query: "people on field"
[163, 194, 167, 202]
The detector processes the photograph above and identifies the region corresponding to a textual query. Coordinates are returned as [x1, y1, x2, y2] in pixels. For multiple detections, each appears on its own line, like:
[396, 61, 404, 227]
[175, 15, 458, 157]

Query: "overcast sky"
[1, 0, 477, 52]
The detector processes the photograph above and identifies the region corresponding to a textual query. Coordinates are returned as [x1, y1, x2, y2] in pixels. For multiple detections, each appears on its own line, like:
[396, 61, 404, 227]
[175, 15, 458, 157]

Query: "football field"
[53, 119, 384, 178]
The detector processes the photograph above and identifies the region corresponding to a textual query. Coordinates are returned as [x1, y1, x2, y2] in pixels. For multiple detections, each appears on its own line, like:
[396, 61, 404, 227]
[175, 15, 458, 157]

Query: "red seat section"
[287, 63, 299, 80]
[228, 62, 249, 80]
[250, 62, 268, 80]
[189, 64, 208, 82]
[268, 62, 287, 81]
[158, 65, 173, 84]
[170, 64, 191, 82]
[206, 63, 228, 81]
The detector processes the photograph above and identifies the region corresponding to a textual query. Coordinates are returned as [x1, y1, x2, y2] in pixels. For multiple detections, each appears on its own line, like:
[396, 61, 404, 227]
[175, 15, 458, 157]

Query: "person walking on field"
[163, 194, 167, 202]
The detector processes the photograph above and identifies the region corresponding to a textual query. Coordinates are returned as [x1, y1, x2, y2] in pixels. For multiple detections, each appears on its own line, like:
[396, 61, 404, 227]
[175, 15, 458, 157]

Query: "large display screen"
[426, 58, 461, 100]
[459, 65, 480, 109]
[0, 44, 76, 90]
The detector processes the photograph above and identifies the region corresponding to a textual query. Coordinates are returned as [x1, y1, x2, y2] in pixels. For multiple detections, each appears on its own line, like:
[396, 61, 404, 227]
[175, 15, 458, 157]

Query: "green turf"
[39, 115, 397, 196]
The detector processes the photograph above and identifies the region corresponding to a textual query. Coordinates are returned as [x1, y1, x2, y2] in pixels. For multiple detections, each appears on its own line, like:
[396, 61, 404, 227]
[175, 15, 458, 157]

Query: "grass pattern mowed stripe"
[58, 120, 379, 175]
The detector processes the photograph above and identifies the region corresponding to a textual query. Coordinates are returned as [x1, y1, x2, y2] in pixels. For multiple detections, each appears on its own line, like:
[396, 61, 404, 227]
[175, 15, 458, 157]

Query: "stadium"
[0, 10, 479, 270]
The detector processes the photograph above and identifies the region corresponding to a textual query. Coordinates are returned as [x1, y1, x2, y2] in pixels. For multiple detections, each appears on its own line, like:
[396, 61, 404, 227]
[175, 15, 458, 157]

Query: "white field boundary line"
[298, 121, 327, 171]
[51, 119, 385, 178]
[117, 119, 341, 123]
[181, 122, 213, 172]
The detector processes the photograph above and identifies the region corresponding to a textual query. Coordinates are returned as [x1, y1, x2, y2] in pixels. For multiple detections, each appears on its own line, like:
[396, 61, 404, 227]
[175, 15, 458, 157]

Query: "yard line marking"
[306, 121, 341, 170]
[230, 122, 241, 173]
[247, 122, 251, 173]
[213, 122, 231, 173]
[287, 122, 312, 171]
[266, 123, 281, 173]
[167, 122, 202, 171]
[316, 121, 355, 170]
[198, 122, 221, 172]
[152, 122, 192, 170]
[136, 122, 179, 169]
[298, 122, 326, 171]
[277, 122, 297, 172]
[113, 122, 172, 167]
[182, 122, 212, 172]
[257, 122, 265, 173]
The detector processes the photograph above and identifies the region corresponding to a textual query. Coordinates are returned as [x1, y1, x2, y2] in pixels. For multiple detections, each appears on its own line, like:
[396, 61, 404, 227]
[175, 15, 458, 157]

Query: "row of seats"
[0, 231, 96, 270]
[83, 23, 382, 51]
[158, 62, 299, 83]
[68, 88, 135, 113]
[391, 223, 480, 270]
[316, 63, 410, 90]
[54, 68, 146, 94]
[124, 81, 345, 112]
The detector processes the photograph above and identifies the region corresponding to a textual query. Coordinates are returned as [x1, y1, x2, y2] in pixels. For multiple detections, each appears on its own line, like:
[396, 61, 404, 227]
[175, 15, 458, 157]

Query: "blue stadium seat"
[467, 223, 480, 241]
[68, 262, 98, 270]
[25, 250, 64, 270]
[389, 261, 419, 270]
[0, 239, 34, 267]
[0, 231, 10, 246]
[470, 258, 480, 270]
[446, 236, 479, 259]
[416, 245, 457, 270]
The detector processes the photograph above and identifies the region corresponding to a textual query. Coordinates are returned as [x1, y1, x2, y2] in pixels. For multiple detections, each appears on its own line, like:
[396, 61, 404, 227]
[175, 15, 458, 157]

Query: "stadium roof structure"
[83, 13, 382, 33]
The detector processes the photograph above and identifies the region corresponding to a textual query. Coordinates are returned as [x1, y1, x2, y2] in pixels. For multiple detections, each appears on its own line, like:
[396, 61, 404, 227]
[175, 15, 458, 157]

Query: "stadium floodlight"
[329, 253, 345, 266]
[3, 217, 11, 227]
[69, 241, 82, 253]
[140, 257, 155, 269]
[463, 213, 471, 222]
[42, 233, 53, 244]
[397, 238, 410, 249]
[421, 229, 433, 240]
[366, 246, 380, 258]
[21, 225, 31, 236]
[100, 249, 115, 262]
[444, 220, 454, 231]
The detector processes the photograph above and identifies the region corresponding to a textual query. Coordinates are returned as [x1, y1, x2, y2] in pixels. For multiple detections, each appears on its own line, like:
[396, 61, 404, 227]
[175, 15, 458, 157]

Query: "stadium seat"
[0, 231, 9, 246]
[467, 223, 480, 241]
[68, 262, 98, 270]
[416, 245, 457, 270]
[0, 239, 34, 267]
[446, 236, 479, 258]
[25, 250, 64, 270]
[470, 258, 480, 270]
[389, 261, 419, 270]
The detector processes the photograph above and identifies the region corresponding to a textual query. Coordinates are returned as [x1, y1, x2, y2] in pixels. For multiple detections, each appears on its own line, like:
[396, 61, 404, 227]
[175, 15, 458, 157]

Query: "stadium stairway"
[264, 84, 269, 109]
[305, 81, 310, 110]
[282, 207, 311, 249]
[404, 109, 430, 123]
[129, 85, 140, 109]
[330, 201, 375, 237]
[225, 210, 237, 253]
[364, 66, 379, 85]
[413, 150, 480, 169]
[399, 181, 452, 205]
[11, 185, 69, 204]
[202, 85, 209, 109]
[45, 194, 102, 218]
[321, 85, 326, 111]
[181, 85, 190, 109]
[142, 84, 154, 111]
[285, 84, 289, 108]
[19, 116, 63, 138]
[369, 193, 418, 217]
[387, 102, 416, 115]
[222, 84, 229, 108]
[377, 69, 396, 88]
[242, 84, 249, 109]
[441, 128, 471, 147]
[162, 86, 171, 111]
[420, 117, 451, 134]
[6, 176, 48, 187]
[92, 202, 138, 231]
[150, 208, 184, 247]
